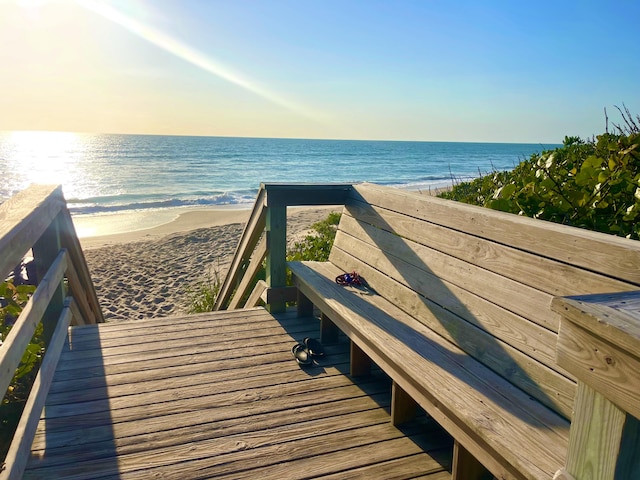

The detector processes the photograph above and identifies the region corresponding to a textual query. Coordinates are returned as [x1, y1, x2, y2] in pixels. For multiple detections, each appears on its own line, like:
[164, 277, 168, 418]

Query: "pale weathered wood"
[57, 206, 104, 323]
[244, 279, 268, 308]
[329, 245, 576, 417]
[452, 440, 493, 480]
[564, 382, 626, 480]
[352, 183, 640, 286]
[0, 250, 68, 398]
[344, 200, 636, 301]
[23, 309, 452, 479]
[1, 299, 73, 480]
[290, 260, 568, 479]
[391, 380, 418, 426]
[214, 186, 267, 310]
[0, 184, 65, 282]
[553, 469, 577, 480]
[265, 205, 287, 313]
[350, 339, 372, 377]
[228, 235, 268, 309]
[556, 308, 640, 420]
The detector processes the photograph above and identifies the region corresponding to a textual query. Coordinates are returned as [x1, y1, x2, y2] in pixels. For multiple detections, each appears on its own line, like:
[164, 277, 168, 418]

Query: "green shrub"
[1, 279, 39, 462]
[186, 270, 222, 314]
[287, 212, 341, 262]
[440, 129, 640, 240]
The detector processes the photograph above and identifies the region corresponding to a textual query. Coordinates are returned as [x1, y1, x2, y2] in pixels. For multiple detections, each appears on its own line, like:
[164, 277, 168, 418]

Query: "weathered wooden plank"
[552, 291, 640, 361]
[57, 207, 104, 323]
[391, 380, 418, 426]
[345, 199, 636, 300]
[556, 318, 640, 420]
[327, 247, 576, 417]
[0, 184, 65, 282]
[452, 440, 492, 480]
[352, 183, 640, 286]
[290, 260, 569, 479]
[196, 435, 450, 480]
[46, 348, 351, 408]
[90, 423, 446, 480]
[0, 249, 67, 398]
[333, 222, 561, 363]
[1, 299, 73, 480]
[564, 382, 626, 480]
[315, 451, 452, 480]
[30, 389, 393, 459]
[228, 236, 267, 309]
[57, 323, 317, 373]
[62, 313, 311, 352]
[214, 186, 266, 310]
[65, 307, 272, 339]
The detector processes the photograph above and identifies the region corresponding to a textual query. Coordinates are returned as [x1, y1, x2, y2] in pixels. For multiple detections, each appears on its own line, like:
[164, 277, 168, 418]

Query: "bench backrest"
[329, 183, 640, 419]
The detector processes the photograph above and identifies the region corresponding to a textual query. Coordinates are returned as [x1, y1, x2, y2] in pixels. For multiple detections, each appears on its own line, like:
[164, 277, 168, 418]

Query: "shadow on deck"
[24, 308, 452, 479]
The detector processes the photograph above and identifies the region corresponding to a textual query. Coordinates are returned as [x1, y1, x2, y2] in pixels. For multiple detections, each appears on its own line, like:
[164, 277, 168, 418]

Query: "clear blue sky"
[1, 0, 638, 142]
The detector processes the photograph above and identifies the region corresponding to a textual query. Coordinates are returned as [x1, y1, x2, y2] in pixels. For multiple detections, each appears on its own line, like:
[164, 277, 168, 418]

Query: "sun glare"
[3, 131, 86, 188]
[17, 0, 49, 8]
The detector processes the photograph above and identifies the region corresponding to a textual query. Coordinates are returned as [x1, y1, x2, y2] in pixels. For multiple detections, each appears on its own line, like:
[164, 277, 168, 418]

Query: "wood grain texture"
[352, 183, 640, 286]
[0, 184, 65, 282]
[452, 441, 492, 480]
[228, 235, 267, 309]
[1, 299, 73, 480]
[290, 260, 569, 480]
[557, 318, 640, 420]
[565, 382, 626, 480]
[0, 250, 67, 398]
[22, 309, 453, 479]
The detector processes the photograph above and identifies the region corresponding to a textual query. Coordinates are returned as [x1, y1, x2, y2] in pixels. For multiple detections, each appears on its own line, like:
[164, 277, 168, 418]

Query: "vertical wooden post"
[32, 213, 66, 346]
[563, 382, 635, 480]
[391, 381, 418, 426]
[452, 441, 493, 480]
[350, 340, 371, 377]
[296, 288, 313, 318]
[320, 313, 340, 344]
[552, 292, 640, 480]
[265, 206, 287, 313]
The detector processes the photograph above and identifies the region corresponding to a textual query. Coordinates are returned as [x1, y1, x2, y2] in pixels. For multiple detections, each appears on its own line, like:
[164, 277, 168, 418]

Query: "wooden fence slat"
[215, 187, 267, 310]
[0, 250, 68, 397]
[0, 185, 65, 282]
[0, 299, 73, 480]
[228, 236, 267, 310]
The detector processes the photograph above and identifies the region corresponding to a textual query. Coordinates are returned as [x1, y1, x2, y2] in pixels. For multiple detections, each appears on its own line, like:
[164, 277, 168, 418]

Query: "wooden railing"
[214, 183, 352, 312]
[0, 184, 103, 479]
[552, 291, 640, 480]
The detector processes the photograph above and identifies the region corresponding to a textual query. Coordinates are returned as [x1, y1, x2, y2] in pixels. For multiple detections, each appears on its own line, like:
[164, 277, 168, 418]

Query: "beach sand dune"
[82, 207, 337, 321]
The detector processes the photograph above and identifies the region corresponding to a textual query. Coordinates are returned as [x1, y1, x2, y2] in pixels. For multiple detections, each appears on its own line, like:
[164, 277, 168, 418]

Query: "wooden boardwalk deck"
[23, 308, 452, 479]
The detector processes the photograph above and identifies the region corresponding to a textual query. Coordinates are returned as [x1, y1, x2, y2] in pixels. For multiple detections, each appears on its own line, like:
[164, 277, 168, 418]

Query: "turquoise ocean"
[0, 132, 558, 217]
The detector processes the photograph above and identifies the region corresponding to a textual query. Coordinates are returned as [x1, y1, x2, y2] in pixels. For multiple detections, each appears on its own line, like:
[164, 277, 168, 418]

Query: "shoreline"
[81, 205, 339, 321]
[77, 186, 449, 322]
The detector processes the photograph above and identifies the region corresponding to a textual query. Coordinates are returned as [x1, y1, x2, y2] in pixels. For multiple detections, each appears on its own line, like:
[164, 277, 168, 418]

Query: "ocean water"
[0, 131, 558, 217]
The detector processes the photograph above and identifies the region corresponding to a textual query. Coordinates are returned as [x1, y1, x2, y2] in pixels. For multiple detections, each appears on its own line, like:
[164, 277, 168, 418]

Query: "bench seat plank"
[290, 260, 570, 480]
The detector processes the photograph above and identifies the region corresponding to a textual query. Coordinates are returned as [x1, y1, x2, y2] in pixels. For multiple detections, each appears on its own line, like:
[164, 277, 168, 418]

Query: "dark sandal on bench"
[291, 343, 313, 366]
[304, 337, 325, 357]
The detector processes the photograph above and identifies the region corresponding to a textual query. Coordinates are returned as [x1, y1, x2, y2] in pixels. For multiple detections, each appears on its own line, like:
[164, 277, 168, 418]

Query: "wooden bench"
[289, 183, 640, 480]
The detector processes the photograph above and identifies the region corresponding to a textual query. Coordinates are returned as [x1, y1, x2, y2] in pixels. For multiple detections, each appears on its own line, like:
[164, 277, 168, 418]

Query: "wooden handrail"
[553, 291, 640, 479]
[0, 184, 104, 478]
[214, 183, 352, 311]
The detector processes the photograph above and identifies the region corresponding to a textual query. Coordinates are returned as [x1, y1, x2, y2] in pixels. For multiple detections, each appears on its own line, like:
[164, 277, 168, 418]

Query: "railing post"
[32, 213, 66, 346]
[265, 205, 287, 313]
[552, 292, 640, 480]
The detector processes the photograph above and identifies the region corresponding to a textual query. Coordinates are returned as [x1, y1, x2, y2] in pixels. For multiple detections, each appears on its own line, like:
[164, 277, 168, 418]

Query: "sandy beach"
[80, 206, 338, 321]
